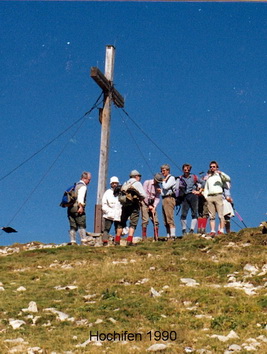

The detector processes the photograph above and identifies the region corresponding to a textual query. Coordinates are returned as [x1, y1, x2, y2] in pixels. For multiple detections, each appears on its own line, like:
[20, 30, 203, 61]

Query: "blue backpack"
[60, 183, 78, 208]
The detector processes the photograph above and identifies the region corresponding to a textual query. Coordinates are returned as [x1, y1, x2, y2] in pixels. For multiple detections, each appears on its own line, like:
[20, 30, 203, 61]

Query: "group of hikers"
[64, 160, 234, 246]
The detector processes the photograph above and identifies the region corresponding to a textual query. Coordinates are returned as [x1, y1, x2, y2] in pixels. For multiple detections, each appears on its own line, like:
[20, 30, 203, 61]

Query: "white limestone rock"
[150, 287, 161, 297]
[22, 301, 38, 313]
[147, 343, 168, 351]
[180, 278, 200, 287]
[243, 264, 259, 276]
[44, 308, 71, 321]
[9, 319, 26, 329]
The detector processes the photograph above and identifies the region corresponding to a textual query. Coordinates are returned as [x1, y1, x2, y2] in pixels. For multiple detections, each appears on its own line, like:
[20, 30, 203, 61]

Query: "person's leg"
[102, 218, 113, 245]
[162, 200, 169, 236]
[126, 204, 140, 245]
[68, 209, 78, 244]
[164, 197, 176, 238]
[114, 205, 130, 245]
[76, 213, 87, 244]
[69, 228, 77, 244]
[141, 202, 149, 240]
[188, 193, 199, 232]
[180, 196, 190, 234]
[207, 197, 216, 235]
[225, 215, 231, 233]
[215, 195, 225, 233]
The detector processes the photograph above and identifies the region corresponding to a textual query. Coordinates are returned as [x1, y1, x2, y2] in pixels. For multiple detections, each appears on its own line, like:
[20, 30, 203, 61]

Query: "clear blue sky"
[1, 1, 266, 245]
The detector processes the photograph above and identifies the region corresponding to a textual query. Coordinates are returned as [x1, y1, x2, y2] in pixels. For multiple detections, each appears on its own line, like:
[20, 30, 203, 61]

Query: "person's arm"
[219, 171, 231, 182]
[135, 181, 147, 199]
[77, 185, 87, 214]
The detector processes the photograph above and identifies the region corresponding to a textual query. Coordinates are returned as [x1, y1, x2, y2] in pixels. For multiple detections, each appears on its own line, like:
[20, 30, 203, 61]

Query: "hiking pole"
[233, 208, 248, 228]
[151, 210, 158, 241]
[231, 217, 243, 230]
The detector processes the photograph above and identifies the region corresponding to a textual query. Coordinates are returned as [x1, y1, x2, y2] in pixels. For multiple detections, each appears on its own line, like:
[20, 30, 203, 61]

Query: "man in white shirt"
[160, 164, 176, 239]
[67, 171, 91, 245]
[203, 161, 230, 237]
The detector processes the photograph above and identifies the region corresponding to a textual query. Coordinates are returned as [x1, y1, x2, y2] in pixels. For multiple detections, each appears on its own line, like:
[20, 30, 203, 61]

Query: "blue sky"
[0, 1, 266, 245]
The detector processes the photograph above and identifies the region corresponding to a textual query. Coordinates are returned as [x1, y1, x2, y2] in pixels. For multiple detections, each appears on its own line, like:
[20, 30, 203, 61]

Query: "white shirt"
[76, 180, 87, 206]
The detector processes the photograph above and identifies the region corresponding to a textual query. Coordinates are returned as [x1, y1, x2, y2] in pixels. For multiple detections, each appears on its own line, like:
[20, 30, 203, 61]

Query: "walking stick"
[233, 208, 248, 228]
[151, 210, 158, 241]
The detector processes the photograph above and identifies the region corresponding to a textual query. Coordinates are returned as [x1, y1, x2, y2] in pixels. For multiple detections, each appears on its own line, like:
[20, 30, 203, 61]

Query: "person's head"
[81, 171, 91, 185]
[110, 176, 119, 189]
[209, 161, 219, 174]
[160, 164, 170, 177]
[182, 163, 192, 174]
[129, 170, 141, 181]
[154, 173, 164, 184]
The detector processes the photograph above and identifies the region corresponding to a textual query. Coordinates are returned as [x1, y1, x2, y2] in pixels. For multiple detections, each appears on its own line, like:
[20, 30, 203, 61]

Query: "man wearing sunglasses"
[203, 161, 230, 237]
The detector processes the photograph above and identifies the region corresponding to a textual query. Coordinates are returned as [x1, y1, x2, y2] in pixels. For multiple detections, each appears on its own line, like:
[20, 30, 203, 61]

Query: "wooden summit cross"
[90, 45, 124, 233]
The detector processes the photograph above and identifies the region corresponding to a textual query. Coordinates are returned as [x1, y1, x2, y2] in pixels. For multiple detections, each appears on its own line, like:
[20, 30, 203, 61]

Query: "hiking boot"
[126, 241, 137, 246]
[67, 242, 78, 246]
[189, 229, 194, 234]
[167, 237, 174, 242]
[207, 232, 216, 238]
[182, 229, 187, 236]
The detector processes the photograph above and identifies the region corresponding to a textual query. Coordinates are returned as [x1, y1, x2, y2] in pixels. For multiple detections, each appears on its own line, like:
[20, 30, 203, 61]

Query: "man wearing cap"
[141, 173, 163, 241]
[115, 170, 147, 246]
[101, 176, 122, 246]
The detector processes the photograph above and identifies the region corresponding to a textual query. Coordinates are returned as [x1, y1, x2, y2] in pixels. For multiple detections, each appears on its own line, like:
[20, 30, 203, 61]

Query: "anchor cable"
[0, 92, 103, 183]
[0, 94, 103, 234]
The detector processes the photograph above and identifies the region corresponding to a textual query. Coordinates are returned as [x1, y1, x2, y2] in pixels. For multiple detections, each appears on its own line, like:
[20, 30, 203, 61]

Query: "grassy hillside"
[0, 228, 267, 353]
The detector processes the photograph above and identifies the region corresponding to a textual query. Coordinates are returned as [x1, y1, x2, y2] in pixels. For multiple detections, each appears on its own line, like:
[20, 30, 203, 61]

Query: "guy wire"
[117, 109, 154, 175]
[120, 107, 182, 173]
[0, 92, 103, 183]
[1, 94, 103, 231]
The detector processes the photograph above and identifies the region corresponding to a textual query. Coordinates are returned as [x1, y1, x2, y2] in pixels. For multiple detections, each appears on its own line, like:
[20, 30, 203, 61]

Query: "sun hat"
[110, 176, 119, 184]
[129, 170, 141, 177]
[154, 173, 164, 183]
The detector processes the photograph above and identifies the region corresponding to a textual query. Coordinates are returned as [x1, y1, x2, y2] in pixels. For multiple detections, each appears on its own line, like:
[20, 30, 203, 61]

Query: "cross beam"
[90, 45, 124, 233]
[90, 67, 124, 108]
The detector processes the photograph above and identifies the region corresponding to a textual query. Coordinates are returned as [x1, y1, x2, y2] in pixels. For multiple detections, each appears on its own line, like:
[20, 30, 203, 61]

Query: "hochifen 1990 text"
[89, 330, 177, 342]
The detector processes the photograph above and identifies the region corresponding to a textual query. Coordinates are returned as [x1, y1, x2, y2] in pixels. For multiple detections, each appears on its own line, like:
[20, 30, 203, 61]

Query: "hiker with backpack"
[66, 171, 91, 245]
[101, 176, 122, 246]
[203, 161, 231, 237]
[160, 164, 177, 239]
[180, 164, 204, 235]
[141, 173, 164, 241]
[114, 170, 147, 246]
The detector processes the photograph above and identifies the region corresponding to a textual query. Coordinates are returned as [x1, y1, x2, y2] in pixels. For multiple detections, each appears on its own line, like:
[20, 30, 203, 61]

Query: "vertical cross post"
[90, 45, 124, 233]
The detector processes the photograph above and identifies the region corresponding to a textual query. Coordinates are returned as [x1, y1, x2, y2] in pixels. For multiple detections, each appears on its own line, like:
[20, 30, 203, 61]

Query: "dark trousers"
[117, 202, 140, 230]
[181, 193, 198, 220]
[68, 204, 86, 231]
[102, 218, 119, 242]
